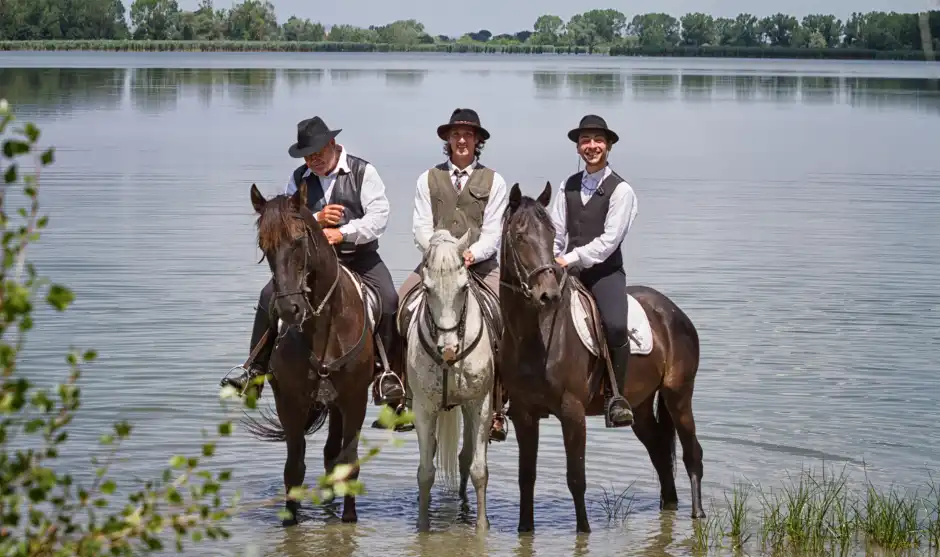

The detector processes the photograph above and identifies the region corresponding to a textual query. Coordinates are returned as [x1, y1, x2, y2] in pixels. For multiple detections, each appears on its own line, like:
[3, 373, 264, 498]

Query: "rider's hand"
[323, 228, 344, 245]
[318, 204, 345, 227]
[555, 256, 568, 267]
[463, 249, 475, 267]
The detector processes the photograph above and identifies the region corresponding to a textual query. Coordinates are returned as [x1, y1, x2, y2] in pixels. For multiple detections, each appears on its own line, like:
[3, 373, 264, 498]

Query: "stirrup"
[373, 369, 405, 405]
[604, 395, 633, 428]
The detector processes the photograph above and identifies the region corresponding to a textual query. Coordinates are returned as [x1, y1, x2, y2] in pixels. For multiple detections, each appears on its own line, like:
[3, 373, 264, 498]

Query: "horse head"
[250, 181, 333, 328]
[421, 229, 471, 362]
[501, 182, 563, 307]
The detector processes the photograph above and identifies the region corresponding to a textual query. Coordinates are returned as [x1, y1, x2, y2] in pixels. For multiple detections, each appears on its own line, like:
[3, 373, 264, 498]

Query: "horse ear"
[457, 230, 471, 253]
[250, 183, 266, 214]
[508, 183, 522, 211]
[291, 179, 308, 208]
[537, 181, 552, 207]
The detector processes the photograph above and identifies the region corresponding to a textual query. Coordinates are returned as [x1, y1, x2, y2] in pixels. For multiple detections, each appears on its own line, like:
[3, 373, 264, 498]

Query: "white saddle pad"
[571, 293, 653, 357]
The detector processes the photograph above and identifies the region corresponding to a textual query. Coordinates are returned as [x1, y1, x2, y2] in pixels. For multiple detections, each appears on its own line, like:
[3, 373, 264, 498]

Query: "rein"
[270, 210, 369, 381]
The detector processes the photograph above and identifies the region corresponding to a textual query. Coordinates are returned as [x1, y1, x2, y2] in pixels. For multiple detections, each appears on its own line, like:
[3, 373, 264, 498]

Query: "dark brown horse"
[498, 183, 705, 534]
[241, 182, 374, 526]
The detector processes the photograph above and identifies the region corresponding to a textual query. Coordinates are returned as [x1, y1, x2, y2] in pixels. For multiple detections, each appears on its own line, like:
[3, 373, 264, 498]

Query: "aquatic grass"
[687, 464, 940, 556]
[597, 480, 636, 523]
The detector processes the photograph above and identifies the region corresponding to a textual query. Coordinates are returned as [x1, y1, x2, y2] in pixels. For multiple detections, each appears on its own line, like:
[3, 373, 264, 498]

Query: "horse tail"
[653, 390, 677, 480]
[241, 402, 328, 442]
[435, 407, 462, 493]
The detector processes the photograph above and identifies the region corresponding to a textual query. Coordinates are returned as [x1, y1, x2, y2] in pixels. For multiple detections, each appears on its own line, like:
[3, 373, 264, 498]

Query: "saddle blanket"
[571, 293, 653, 357]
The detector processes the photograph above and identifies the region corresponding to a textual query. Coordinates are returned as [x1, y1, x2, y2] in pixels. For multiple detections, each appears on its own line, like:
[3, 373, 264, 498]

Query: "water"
[2, 52, 939, 555]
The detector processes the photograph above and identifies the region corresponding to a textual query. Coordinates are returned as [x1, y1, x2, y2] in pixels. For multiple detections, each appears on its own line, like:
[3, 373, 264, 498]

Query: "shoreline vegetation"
[600, 464, 940, 556]
[0, 1, 937, 61]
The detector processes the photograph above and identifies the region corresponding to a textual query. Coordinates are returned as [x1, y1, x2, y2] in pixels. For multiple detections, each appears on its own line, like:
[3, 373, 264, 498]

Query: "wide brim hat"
[437, 108, 490, 141]
[567, 114, 619, 144]
[288, 116, 342, 158]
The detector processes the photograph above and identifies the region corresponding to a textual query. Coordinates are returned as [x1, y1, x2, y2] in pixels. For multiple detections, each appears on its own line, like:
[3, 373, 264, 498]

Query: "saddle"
[397, 269, 502, 358]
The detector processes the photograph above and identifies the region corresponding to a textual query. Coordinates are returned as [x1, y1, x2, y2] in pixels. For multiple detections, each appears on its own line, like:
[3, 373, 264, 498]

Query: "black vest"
[292, 153, 377, 258]
[563, 169, 625, 276]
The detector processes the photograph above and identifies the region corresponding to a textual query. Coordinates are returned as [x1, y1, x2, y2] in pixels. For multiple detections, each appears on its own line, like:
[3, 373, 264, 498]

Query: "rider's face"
[447, 126, 478, 162]
[304, 139, 339, 176]
[577, 133, 609, 167]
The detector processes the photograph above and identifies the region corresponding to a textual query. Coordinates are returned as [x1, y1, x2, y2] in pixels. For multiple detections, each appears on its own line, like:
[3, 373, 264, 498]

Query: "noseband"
[501, 227, 568, 299]
[270, 213, 339, 323]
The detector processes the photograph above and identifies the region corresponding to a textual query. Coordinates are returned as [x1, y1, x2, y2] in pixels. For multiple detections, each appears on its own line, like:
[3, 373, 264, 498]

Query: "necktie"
[453, 169, 467, 191]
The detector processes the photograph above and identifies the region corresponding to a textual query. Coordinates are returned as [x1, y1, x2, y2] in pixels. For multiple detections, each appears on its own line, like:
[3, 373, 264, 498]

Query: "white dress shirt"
[285, 144, 389, 245]
[549, 165, 638, 268]
[412, 158, 509, 263]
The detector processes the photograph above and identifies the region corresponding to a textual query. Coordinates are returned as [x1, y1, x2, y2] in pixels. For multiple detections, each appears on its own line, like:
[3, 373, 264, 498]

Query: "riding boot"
[371, 315, 406, 406]
[220, 305, 274, 399]
[605, 341, 634, 428]
[489, 376, 507, 442]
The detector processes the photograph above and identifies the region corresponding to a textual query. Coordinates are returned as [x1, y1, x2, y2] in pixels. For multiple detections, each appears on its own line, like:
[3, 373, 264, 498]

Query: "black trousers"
[579, 266, 629, 349]
[249, 250, 399, 366]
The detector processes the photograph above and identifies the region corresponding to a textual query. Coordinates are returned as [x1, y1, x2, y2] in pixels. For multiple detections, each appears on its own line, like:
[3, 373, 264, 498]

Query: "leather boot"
[371, 316, 405, 406]
[605, 341, 634, 428]
[220, 301, 274, 399]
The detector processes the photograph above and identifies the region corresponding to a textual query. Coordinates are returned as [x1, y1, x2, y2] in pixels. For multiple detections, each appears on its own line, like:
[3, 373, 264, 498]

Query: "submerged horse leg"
[510, 405, 540, 533]
[662, 387, 705, 519]
[337, 390, 368, 523]
[630, 392, 679, 511]
[559, 393, 590, 534]
[282, 429, 306, 526]
[413, 394, 438, 532]
[462, 392, 492, 532]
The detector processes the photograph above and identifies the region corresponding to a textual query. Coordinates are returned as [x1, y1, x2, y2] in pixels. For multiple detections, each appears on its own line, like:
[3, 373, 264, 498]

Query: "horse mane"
[425, 229, 465, 280]
[256, 195, 307, 253]
[502, 194, 554, 234]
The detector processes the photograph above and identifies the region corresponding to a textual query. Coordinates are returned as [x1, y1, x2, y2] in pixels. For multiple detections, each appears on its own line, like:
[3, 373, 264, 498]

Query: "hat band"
[449, 120, 479, 127]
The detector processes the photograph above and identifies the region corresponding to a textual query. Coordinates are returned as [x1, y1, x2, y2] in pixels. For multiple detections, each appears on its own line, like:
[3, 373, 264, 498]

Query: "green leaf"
[41, 147, 54, 165]
[3, 163, 15, 183]
[2, 139, 29, 157]
[169, 455, 186, 468]
[24, 122, 39, 142]
[101, 480, 116, 495]
[218, 421, 233, 436]
[46, 284, 75, 311]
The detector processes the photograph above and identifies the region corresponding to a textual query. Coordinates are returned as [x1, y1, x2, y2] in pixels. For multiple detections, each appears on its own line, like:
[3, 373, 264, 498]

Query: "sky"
[168, 0, 938, 37]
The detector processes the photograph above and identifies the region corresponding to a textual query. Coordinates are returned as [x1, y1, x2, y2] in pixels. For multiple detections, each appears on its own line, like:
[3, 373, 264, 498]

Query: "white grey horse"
[404, 229, 495, 533]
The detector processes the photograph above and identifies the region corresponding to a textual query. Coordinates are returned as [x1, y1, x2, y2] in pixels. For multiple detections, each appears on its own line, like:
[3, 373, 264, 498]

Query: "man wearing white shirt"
[549, 114, 638, 429]
[392, 107, 510, 441]
[221, 116, 405, 409]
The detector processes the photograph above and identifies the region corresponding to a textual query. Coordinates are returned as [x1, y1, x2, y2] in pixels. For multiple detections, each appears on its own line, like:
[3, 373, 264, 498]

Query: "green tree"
[371, 19, 425, 45]
[225, 0, 279, 41]
[531, 14, 564, 45]
[758, 13, 800, 46]
[626, 13, 680, 48]
[800, 14, 843, 47]
[282, 16, 325, 42]
[680, 12, 717, 46]
[0, 99, 413, 556]
[129, 0, 180, 39]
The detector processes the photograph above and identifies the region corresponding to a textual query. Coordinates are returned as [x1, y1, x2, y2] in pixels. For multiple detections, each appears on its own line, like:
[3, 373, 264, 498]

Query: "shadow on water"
[0, 67, 125, 115]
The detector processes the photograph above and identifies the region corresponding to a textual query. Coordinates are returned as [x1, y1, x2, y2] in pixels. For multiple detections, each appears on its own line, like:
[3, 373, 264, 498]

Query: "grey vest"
[427, 161, 495, 248]
[292, 153, 377, 257]
[563, 169, 625, 276]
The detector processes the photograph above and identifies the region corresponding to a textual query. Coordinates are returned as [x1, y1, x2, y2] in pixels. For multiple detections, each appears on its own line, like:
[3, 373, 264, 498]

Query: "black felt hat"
[288, 116, 342, 158]
[437, 108, 490, 141]
[567, 114, 619, 144]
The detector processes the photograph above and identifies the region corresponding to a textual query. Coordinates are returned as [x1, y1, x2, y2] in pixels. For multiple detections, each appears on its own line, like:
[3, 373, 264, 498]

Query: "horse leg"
[337, 390, 368, 524]
[630, 392, 679, 511]
[559, 393, 590, 533]
[463, 392, 491, 533]
[511, 406, 539, 533]
[323, 405, 344, 474]
[413, 394, 438, 532]
[661, 387, 705, 519]
[458, 403, 474, 504]
[283, 428, 306, 527]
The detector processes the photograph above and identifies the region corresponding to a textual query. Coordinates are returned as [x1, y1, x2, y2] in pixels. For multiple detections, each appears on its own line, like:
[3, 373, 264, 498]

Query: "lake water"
[2, 51, 939, 556]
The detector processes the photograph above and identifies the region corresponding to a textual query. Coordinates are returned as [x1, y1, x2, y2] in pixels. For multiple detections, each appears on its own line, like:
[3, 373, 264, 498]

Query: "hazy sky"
[170, 0, 936, 37]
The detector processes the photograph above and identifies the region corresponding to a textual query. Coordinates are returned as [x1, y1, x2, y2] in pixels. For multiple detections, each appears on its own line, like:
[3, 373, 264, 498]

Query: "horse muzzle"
[440, 345, 458, 363]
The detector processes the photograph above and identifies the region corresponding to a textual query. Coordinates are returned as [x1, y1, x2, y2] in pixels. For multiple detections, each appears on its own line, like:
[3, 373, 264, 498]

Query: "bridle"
[269, 213, 339, 326]
[500, 221, 568, 300]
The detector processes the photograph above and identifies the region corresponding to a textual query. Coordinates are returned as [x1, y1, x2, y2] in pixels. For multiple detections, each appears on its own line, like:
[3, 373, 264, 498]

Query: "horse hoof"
[661, 500, 679, 511]
[342, 513, 358, 523]
[577, 523, 592, 534]
[282, 517, 298, 527]
[518, 524, 534, 533]
[691, 508, 706, 520]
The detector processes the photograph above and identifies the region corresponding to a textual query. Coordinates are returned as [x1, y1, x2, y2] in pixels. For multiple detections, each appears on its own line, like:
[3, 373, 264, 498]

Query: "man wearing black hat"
[548, 114, 638, 428]
[221, 116, 405, 408]
[391, 108, 510, 441]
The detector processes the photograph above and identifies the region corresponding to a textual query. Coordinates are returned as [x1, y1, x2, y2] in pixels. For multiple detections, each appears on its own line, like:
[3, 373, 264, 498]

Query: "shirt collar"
[303, 144, 350, 179]
[447, 157, 477, 176]
[582, 165, 610, 189]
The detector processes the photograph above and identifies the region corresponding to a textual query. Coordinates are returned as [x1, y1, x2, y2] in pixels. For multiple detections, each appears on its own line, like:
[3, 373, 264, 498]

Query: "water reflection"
[385, 69, 427, 87]
[329, 68, 368, 82]
[566, 72, 625, 102]
[225, 68, 277, 109]
[282, 68, 324, 92]
[0, 68, 125, 115]
[532, 71, 564, 97]
[129, 68, 278, 111]
[265, 522, 362, 557]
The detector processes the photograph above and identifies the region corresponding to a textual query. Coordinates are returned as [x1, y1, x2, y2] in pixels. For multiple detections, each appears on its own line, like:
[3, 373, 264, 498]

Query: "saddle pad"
[340, 265, 380, 330]
[571, 292, 653, 357]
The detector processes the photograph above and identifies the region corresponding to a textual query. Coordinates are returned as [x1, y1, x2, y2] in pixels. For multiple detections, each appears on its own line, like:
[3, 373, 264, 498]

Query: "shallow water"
[2, 52, 939, 555]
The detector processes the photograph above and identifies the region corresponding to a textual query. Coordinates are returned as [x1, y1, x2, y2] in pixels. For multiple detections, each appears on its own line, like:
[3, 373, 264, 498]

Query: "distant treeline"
[0, 0, 937, 59]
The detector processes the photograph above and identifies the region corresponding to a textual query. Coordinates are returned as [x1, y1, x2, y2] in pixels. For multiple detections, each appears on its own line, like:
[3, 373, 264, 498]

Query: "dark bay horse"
[241, 182, 375, 525]
[498, 183, 705, 534]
